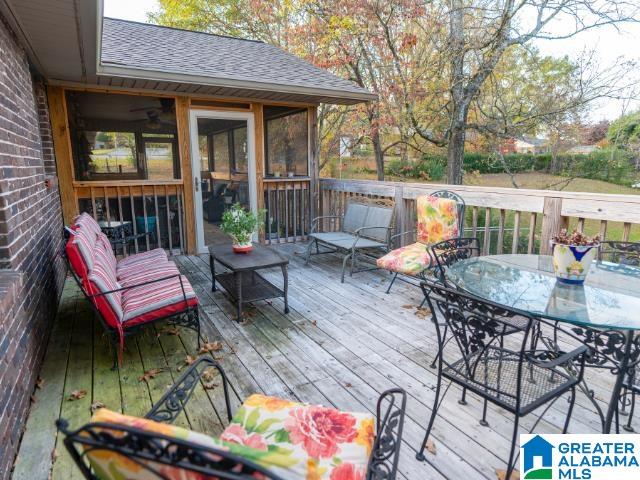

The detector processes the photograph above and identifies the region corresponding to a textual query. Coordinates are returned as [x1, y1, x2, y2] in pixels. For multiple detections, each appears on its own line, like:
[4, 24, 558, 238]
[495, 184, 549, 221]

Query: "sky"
[104, 0, 640, 121]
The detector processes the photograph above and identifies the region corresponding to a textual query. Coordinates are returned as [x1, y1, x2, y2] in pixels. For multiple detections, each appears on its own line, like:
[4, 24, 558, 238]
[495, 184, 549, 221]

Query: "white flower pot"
[551, 242, 599, 285]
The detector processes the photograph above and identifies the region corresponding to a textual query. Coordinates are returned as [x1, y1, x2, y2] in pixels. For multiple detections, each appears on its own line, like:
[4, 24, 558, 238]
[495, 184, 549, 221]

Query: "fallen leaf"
[344, 382, 353, 388]
[51, 449, 58, 463]
[203, 381, 219, 390]
[425, 439, 436, 455]
[198, 341, 223, 355]
[415, 307, 431, 319]
[401, 304, 414, 310]
[158, 326, 181, 337]
[201, 367, 219, 382]
[90, 401, 105, 413]
[213, 355, 224, 361]
[30, 394, 37, 404]
[68, 389, 87, 401]
[178, 355, 197, 371]
[495, 469, 519, 480]
[311, 320, 318, 326]
[139, 368, 165, 383]
[36, 377, 44, 389]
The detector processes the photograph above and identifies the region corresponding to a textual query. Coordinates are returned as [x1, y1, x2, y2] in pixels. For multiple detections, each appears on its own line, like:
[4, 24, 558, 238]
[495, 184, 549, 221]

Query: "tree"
[402, 0, 640, 184]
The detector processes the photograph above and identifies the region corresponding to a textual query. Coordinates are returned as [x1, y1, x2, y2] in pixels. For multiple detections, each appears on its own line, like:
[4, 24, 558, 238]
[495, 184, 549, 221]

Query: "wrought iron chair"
[430, 237, 480, 282]
[417, 280, 587, 479]
[599, 241, 640, 266]
[58, 357, 407, 480]
[378, 190, 465, 296]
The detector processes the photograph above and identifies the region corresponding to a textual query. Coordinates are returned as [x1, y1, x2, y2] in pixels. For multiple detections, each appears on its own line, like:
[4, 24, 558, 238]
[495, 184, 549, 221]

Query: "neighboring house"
[514, 137, 549, 154]
[0, 1, 373, 476]
[566, 145, 599, 155]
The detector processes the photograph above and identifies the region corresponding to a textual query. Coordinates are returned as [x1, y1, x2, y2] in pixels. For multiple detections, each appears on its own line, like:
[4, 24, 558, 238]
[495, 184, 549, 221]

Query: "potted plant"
[220, 204, 265, 253]
[551, 229, 600, 285]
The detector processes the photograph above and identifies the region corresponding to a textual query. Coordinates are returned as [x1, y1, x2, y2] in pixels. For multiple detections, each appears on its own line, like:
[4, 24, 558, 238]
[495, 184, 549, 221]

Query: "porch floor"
[13, 244, 628, 480]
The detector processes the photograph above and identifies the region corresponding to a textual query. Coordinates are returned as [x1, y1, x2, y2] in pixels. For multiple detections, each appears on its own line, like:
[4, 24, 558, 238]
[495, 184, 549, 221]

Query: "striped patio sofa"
[65, 213, 200, 365]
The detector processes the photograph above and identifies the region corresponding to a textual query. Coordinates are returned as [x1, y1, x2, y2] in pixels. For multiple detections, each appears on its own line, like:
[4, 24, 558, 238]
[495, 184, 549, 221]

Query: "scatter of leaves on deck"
[138, 368, 165, 383]
[90, 401, 106, 413]
[68, 389, 87, 401]
[415, 307, 431, 319]
[495, 469, 519, 480]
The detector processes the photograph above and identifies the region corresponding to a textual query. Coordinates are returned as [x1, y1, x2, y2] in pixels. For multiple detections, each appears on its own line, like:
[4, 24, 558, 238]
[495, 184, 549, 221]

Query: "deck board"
[13, 245, 633, 480]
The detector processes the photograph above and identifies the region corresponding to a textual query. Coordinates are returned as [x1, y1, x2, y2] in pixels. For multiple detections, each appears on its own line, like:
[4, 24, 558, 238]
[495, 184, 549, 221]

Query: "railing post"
[394, 185, 405, 245]
[540, 197, 567, 255]
[321, 182, 331, 232]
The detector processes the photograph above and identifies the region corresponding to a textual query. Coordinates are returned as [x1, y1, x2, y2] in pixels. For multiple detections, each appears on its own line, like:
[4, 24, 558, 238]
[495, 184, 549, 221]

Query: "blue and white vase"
[551, 242, 599, 285]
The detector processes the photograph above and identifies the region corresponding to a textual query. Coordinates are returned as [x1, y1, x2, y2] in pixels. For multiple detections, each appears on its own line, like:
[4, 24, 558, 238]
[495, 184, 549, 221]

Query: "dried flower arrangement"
[552, 229, 600, 246]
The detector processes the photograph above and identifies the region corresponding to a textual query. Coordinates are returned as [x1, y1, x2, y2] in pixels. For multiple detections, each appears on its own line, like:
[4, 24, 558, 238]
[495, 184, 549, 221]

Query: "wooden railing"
[74, 181, 187, 254]
[319, 178, 640, 255]
[264, 178, 311, 244]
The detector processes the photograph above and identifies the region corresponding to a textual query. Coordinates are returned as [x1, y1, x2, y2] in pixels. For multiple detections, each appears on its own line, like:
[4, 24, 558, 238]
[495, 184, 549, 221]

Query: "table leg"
[281, 264, 289, 314]
[210, 255, 216, 291]
[604, 330, 635, 433]
[236, 271, 243, 322]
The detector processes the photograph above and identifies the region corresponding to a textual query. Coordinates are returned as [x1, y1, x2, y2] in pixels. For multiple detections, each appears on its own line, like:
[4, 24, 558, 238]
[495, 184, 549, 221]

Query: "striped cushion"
[88, 259, 123, 327]
[95, 234, 117, 280]
[66, 228, 96, 279]
[117, 248, 167, 270]
[74, 212, 102, 238]
[118, 261, 180, 288]
[122, 274, 197, 324]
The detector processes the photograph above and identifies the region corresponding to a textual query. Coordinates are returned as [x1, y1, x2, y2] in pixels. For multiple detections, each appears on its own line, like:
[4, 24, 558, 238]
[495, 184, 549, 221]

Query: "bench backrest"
[342, 197, 395, 242]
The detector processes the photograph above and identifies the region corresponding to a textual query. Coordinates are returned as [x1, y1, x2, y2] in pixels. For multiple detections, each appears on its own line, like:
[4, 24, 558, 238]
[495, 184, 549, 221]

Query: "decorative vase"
[551, 242, 599, 285]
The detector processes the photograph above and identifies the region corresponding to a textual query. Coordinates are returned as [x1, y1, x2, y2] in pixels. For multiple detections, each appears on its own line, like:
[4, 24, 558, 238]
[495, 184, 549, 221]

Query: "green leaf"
[271, 428, 291, 443]
[233, 406, 247, 425]
[254, 418, 281, 434]
[244, 408, 260, 432]
[267, 444, 294, 456]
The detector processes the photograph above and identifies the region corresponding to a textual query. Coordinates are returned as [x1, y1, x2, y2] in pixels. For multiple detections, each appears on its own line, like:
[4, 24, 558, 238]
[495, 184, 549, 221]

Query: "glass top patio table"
[445, 254, 640, 330]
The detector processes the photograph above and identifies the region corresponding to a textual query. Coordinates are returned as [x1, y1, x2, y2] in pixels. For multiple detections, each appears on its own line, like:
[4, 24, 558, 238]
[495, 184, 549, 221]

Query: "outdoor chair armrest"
[146, 357, 232, 424]
[525, 345, 588, 371]
[353, 226, 394, 248]
[310, 215, 343, 233]
[390, 230, 417, 247]
[368, 388, 407, 478]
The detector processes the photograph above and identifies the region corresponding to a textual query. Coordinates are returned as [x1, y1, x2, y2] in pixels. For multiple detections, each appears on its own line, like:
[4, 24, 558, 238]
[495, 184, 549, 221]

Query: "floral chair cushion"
[376, 242, 434, 276]
[416, 195, 459, 245]
[220, 393, 375, 480]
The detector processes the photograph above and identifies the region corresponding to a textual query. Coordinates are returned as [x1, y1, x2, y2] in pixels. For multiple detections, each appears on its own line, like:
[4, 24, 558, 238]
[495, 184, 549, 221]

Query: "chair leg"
[563, 387, 577, 433]
[624, 390, 636, 432]
[341, 253, 352, 283]
[416, 361, 443, 462]
[385, 272, 398, 294]
[304, 239, 315, 265]
[350, 250, 356, 277]
[505, 414, 520, 480]
[480, 400, 489, 427]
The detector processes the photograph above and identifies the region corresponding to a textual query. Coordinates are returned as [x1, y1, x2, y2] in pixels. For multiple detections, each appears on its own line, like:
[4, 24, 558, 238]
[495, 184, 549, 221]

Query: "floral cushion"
[377, 242, 434, 276]
[220, 393, 375, 480]
[87, 408, 296, 480]
[86, 399, 374, 480]
[416, 195, 459, 245]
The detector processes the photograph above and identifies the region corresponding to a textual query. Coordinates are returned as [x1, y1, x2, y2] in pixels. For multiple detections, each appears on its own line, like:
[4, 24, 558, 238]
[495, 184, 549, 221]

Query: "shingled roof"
[99, 18, 375, 104]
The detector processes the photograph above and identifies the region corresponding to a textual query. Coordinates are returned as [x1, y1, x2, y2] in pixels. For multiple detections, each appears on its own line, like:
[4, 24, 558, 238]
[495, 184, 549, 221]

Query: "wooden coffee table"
[208, 243, 289, 321]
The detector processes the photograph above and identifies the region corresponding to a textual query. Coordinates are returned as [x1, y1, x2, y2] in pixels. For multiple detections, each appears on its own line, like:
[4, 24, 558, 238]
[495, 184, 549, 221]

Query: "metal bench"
[305, 197, 395, 282]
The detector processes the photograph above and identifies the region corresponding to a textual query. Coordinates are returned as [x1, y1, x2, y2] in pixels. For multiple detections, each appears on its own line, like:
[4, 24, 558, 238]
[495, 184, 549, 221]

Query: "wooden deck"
[13, 244, 628, 480]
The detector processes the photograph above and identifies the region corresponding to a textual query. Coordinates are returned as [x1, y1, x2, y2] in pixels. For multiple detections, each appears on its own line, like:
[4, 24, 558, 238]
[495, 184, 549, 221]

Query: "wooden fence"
[264, 178, 311, 244]
[319, 178, 640, 255]
[74, 180, 186, 254]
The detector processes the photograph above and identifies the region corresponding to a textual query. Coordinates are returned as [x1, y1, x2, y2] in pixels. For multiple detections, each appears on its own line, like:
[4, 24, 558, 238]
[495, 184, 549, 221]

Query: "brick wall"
[0, 14, 66, 478]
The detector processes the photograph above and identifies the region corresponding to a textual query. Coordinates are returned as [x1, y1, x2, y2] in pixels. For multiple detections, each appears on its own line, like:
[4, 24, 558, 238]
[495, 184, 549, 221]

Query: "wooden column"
[47, 86, 77, 224]
[175, 96, 197, 254]
[252, 103, 266, 242]
[540, 197, 567, 255]
[308, 106, 318, 229]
